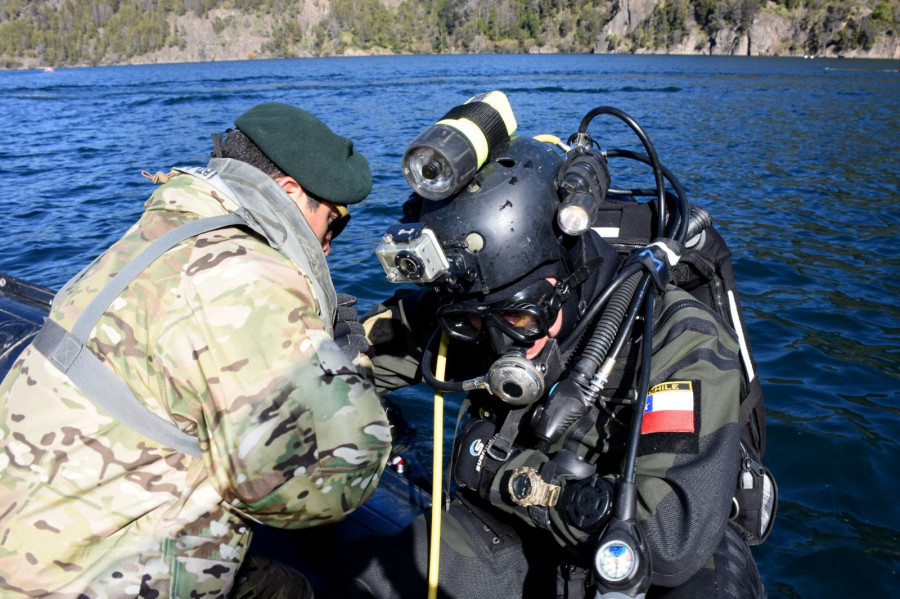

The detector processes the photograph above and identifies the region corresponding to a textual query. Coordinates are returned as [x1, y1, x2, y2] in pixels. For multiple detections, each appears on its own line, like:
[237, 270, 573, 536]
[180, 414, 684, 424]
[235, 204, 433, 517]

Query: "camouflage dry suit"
[0, 160, 391, 597]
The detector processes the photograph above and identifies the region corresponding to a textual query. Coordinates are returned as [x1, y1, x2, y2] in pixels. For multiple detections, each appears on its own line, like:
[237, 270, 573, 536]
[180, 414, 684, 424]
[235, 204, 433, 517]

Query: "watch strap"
[540, 482, 561, 507]
[528, 505, 552, 530]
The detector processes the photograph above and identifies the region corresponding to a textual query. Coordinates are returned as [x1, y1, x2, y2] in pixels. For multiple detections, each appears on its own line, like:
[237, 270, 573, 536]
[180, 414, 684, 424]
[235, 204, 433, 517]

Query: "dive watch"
[508, 466, 561, 507]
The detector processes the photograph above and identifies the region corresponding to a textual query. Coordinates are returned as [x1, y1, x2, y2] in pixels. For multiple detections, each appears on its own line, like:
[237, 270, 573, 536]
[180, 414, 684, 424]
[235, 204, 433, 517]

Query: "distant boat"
[42, 66, 56, 72]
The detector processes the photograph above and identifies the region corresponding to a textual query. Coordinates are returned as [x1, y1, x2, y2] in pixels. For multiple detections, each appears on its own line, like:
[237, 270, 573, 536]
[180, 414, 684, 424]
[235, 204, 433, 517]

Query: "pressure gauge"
[595, 540, 638, 582]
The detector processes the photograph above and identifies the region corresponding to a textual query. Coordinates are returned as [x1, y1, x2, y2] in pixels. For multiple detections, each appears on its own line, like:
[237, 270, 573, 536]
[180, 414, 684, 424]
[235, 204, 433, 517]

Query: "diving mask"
[436, 279, 562, 346]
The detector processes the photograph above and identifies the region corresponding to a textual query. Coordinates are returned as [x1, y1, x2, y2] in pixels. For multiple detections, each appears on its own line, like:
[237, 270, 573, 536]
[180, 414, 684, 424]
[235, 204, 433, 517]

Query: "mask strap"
[550, 257, 604, 312]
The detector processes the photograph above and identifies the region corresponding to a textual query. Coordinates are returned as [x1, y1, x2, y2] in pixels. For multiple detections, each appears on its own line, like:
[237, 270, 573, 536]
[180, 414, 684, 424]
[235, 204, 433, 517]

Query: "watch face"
[511, 472, 534, 502]
[596, 541, 637, 582]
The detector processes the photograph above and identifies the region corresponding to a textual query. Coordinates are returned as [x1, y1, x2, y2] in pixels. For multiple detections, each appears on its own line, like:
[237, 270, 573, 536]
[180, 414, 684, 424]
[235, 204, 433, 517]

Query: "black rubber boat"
[0, 271, 431, 593]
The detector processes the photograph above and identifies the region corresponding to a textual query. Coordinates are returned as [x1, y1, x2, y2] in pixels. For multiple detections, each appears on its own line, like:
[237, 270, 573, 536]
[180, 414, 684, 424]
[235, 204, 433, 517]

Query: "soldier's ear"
[276, 176, 306, 210]
[276, 175, 301, 195]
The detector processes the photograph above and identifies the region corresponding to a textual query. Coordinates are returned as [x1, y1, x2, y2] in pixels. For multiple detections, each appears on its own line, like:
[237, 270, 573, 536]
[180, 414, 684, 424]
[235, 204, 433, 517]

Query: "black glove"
[382, 397, 415, 454]
[333, 293, 370, 362]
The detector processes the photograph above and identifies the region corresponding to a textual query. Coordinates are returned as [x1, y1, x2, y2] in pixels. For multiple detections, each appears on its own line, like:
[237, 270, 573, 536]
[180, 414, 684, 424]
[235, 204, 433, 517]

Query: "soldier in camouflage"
[0, 103, 391, 598]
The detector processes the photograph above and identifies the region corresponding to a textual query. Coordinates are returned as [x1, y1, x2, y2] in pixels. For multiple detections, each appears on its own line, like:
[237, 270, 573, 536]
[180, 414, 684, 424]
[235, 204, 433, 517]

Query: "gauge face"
[596, 541, 637, 582]
[510, 471, 534, 502]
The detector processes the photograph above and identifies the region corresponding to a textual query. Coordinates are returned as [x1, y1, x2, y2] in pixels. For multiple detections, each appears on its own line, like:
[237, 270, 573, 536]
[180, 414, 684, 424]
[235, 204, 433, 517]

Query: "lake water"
[1, 54, 898, 597]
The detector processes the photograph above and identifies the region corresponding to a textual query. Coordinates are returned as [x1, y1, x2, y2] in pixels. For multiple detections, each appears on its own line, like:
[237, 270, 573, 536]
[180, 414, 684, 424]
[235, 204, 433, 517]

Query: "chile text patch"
[642, 381, 695, 434]
[638, 380, 700, 456]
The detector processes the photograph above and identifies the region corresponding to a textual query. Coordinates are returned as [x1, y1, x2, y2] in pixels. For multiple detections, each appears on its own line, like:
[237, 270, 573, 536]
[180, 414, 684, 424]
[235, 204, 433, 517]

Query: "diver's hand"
[333, 293, 371, 362]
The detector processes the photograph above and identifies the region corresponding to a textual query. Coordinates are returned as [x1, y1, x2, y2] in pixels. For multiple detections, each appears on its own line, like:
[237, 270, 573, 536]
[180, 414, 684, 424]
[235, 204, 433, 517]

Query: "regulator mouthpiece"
[486, 354, 545, 406]
[402, 91, 517, 201]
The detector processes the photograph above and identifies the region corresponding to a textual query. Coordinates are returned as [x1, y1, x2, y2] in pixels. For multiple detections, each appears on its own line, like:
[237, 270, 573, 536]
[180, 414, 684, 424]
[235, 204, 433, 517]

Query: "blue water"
[1, 54, 898, 597]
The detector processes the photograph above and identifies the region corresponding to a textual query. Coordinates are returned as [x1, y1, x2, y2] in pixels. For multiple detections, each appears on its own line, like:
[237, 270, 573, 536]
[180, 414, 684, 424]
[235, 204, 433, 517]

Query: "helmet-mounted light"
[556, 146, 610, 236]
[402, 91, 517, 201]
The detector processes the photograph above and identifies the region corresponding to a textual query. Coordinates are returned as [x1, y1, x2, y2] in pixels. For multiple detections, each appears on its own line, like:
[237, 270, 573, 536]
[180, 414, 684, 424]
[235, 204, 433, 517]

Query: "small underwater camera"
[375, 223, 450, 284]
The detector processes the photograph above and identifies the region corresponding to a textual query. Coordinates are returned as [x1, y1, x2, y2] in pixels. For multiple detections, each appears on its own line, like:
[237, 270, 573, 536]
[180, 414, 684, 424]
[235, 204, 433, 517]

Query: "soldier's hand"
[333, 293, 371, 362]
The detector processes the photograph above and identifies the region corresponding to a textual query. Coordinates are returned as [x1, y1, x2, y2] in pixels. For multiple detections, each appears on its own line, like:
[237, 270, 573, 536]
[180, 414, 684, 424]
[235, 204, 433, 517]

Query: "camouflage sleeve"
[630, 288, 742, 587]
[161, 232, 391, 529]
[362, 287, 442, 393]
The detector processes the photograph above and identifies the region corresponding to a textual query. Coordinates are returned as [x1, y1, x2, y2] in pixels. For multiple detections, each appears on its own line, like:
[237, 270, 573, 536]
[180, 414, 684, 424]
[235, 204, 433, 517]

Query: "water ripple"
[1, 55, 899, 597]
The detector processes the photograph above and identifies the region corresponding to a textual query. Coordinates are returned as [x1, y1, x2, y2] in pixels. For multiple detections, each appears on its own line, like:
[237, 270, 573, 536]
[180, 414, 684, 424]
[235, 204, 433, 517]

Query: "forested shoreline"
[1, 0, 898, 69]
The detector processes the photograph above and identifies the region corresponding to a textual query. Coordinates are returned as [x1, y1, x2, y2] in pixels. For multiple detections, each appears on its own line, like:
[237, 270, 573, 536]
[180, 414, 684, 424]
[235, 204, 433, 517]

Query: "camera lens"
[395, 251, 425, 280]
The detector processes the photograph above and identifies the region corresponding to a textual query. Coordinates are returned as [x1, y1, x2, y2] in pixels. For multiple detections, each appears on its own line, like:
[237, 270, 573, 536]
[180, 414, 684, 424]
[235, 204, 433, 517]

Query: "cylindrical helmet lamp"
[556, 149, 611, 236]
[402, 91, 517, 201]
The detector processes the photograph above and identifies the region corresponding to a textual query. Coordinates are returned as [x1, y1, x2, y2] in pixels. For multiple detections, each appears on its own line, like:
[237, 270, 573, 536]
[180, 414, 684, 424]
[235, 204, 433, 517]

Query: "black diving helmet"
[376, 134, 577, 406]
[376, 134, 566, 297]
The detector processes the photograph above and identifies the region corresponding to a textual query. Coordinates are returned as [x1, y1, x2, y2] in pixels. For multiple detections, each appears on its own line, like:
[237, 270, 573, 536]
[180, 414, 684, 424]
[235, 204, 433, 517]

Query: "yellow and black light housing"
[402, 91, 517, 201]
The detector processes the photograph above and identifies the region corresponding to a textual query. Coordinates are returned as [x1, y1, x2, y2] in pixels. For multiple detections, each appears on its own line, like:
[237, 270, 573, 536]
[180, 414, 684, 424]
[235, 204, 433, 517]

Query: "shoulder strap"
[175, 164, 337, 336]
[33, 213, 245, 458]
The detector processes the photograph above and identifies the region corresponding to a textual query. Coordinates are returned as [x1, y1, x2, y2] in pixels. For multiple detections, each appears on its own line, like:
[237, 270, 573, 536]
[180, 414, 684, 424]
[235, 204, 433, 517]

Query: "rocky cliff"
[3, 0, 898, 70]
[595, 0, 899, 58]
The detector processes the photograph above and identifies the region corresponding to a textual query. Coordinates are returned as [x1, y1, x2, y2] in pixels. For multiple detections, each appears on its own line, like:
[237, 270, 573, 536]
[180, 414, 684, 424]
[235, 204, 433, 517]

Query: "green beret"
[235, 102, 371, 205]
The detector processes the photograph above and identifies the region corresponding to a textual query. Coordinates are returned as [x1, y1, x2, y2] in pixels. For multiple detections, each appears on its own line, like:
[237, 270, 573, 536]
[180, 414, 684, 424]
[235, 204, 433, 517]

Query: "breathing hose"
[585, 275, 652, 404]
[421, 329, 485, 393]
[604, 148, 690, 242]
[622, 291, 656, 488]
[561, 262, 643, 357]
[568, 270, 643, 385]
[427, 331, 450, 599]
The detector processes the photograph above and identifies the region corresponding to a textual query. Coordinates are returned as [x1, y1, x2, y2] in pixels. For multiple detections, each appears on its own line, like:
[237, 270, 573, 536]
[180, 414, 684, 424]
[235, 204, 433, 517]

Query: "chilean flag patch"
[642, 381, 696, 434]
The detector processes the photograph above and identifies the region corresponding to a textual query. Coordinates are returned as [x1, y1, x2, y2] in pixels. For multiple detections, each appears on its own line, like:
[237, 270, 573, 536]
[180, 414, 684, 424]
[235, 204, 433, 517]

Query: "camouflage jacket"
[0, 164, 391, 597]
[364, 283, 742, 588]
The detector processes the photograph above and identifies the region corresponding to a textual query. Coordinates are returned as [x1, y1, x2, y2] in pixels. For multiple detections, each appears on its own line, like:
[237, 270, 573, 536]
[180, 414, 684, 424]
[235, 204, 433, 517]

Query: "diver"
[342, 91, 774, 598]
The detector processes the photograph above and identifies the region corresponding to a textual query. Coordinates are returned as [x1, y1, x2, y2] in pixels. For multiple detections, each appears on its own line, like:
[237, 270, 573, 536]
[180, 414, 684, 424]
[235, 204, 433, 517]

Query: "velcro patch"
[642, 381, 695, 434]
[638, 380, 700, 456]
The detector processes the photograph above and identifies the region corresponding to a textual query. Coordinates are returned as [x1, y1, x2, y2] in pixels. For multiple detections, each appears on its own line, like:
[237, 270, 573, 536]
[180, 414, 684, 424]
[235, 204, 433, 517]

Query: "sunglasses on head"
[437, 279, 561, 344]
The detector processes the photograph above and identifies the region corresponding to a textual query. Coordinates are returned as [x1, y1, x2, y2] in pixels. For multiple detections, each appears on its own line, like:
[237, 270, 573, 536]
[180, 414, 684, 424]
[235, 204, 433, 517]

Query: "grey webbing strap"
[34, 320, 203, 457]
[71, 214, 244, 341]
[33, 213, 245, 458]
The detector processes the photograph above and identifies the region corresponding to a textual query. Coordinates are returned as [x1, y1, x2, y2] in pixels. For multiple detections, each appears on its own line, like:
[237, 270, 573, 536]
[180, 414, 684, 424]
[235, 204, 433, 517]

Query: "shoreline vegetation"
[2, 0, 898, 70]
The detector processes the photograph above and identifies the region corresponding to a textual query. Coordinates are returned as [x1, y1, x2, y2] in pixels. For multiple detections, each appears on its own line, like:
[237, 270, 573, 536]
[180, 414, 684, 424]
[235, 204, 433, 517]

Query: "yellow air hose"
[427, 331, 450, 599]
